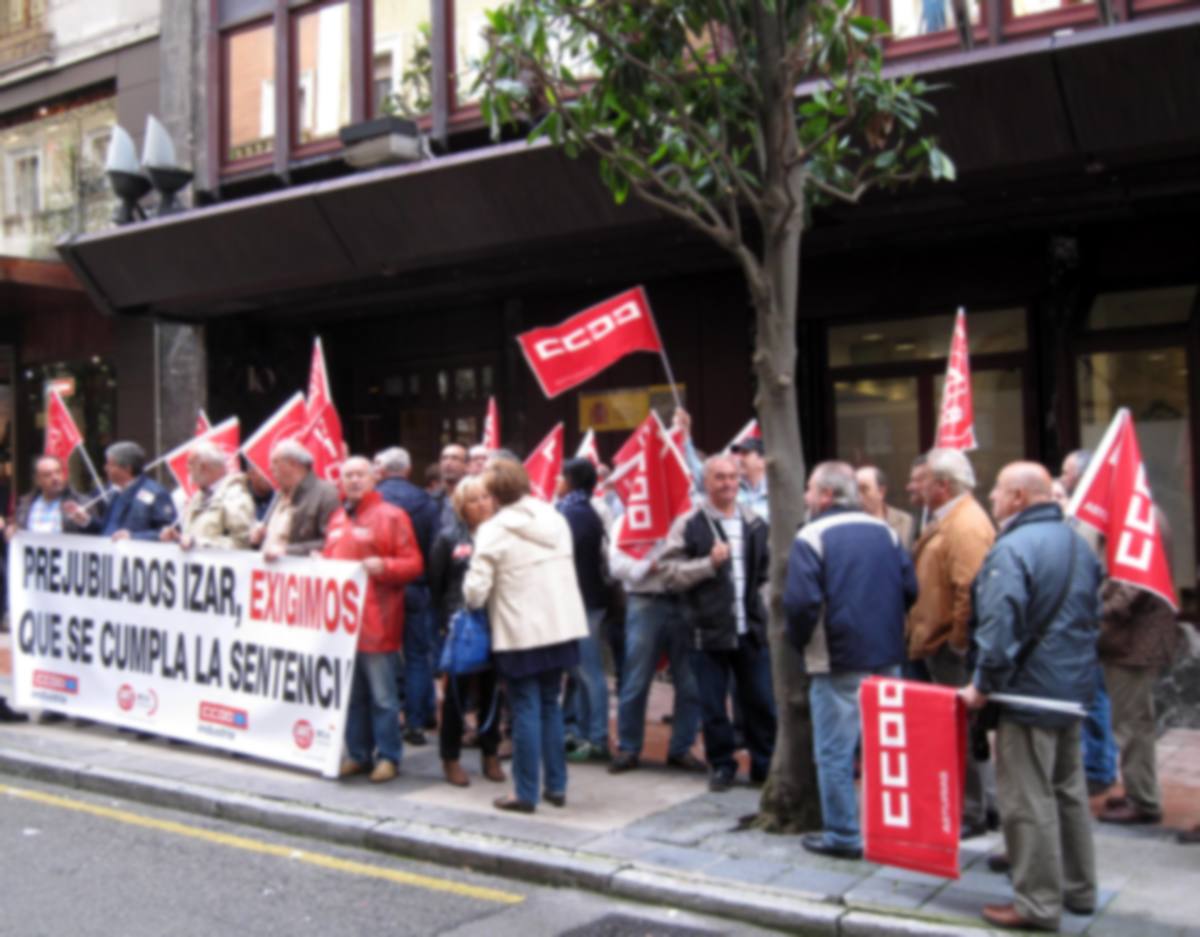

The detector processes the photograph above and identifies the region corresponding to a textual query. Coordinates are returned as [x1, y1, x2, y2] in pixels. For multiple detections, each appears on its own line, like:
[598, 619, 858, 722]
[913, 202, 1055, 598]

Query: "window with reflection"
[1011, 0, 1093, 15]
[1088, 286, 1196, 331]
[294, 1, 351, 145]
[887, 0, 980, 39]
[835, 378, 921, 514]
[372, 0, 432, 117]
[224, 20, 276, 163]
[828, 307, 1026, 368]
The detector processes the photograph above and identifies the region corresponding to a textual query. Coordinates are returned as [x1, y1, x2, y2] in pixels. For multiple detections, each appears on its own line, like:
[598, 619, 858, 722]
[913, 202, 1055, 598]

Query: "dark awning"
[58, 9, 1200, 321]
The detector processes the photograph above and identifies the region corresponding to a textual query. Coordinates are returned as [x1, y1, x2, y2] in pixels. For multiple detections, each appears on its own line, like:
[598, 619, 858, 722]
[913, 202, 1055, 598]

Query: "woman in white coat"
[463, 457, 589, 812]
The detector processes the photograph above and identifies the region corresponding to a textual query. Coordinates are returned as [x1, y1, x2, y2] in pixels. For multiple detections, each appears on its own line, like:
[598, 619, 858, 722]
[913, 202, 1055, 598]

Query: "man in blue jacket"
[960, 461, 1102, 933]
[66, 441, 175, 540]
[784, 460, 917, 860]
[374, 446, 441, 745]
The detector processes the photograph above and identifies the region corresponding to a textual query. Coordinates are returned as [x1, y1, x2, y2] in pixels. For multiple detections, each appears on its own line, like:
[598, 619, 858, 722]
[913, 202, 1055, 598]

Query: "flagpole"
[637, 286, 684, 414]
[76, 445, 108, 504]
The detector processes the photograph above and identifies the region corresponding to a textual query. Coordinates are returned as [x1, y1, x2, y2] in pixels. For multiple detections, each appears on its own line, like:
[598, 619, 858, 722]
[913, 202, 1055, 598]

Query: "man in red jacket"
[324, 456, 424, 782]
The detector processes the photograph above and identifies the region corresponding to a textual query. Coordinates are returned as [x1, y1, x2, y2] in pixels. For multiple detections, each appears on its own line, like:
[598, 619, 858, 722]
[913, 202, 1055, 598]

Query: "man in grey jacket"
[960, 462, 1102, 933]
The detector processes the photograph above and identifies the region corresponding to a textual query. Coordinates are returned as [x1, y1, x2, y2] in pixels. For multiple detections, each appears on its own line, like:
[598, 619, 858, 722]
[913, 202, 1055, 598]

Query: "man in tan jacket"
[908, 447, 996, 837]
[162, 441, 256, 551]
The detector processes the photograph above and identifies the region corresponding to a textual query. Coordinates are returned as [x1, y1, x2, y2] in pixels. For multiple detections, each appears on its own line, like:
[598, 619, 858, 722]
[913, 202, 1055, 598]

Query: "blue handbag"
[438, 607, 492, 675]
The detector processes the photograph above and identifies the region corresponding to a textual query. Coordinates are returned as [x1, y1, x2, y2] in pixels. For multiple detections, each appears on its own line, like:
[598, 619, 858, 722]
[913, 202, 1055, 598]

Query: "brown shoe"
[981, 904, 1055, 932]
[369, 759, 399, 783]
[339, 758, 368, 778]
[443, 759, 469, 787]
[482, 754, 506, 783]
[493, 795, 535, 814]
[1098, 802, 1162, 824]
[1177, 824, 1200, 844]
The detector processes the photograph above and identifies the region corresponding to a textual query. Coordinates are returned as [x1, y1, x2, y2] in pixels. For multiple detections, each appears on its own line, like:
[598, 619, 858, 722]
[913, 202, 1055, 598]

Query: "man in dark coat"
[66, 441, 175, 540]
[960, 461, 1102, 933]
[374, 446, 441, 744]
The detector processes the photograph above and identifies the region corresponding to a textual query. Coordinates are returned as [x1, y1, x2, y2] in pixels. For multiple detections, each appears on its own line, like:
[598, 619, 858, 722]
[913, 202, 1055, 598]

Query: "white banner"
[7, 532, 367, 778]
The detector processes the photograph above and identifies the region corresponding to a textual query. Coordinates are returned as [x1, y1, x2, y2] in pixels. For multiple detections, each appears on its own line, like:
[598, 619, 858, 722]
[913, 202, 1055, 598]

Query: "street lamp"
[142, 115, 193, 217]
[104, 126, 150, 225]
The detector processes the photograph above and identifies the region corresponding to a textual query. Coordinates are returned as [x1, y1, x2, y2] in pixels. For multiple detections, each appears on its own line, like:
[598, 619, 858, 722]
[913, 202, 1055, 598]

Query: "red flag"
[195, 409, 212, 435]
[302, 337, 346, 484]
[241, 392, 308, 488]
[165, 417, 241, 500]
[576, 429, 600, 468]
[860, 677, 966, 879]
[935, 309, 977, 451]
[611, 413, 693, 558]
[44, 390, 83, 463]
[1067, 409, 1178, 609]
[482, 396, 501, 450]
[517, 287, 664, 398]
[723, 418, 761, 453]
[524, 423, 564, 502]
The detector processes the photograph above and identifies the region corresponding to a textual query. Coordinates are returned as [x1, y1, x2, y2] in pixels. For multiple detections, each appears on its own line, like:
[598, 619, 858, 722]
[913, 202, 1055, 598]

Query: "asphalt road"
[0, 776, 782, 937]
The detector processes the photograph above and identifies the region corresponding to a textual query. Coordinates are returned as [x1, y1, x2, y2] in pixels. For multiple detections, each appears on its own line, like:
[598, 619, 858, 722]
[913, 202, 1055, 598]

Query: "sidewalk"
[1, 682, 1197, 936]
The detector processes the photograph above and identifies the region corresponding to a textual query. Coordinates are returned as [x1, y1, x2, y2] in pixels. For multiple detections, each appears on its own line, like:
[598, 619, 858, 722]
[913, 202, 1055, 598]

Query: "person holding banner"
[6, 455, 86, 538]
[251, 440, 339, 560]
[960, 462, 1101, 933]
[907, 448, 996, 838]
[784, 461, 916, 859]
[323, 457, 424, 783]
[66, 441, 176, 541]
[660, 455, 774, 792]
[463, 457, 588, 813]
[161, 442, 256, 551]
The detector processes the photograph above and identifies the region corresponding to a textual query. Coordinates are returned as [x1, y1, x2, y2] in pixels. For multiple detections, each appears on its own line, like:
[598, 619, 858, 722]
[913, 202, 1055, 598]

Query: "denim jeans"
[566, 609, 609, 749]
[691, 635, 776, 778]
[1082, 666, 1117, 785]
[403, 586, 436, 730]
[345, 651, 402, 766]
[506, 668, 567, 806]
[809, 666, 900, 850]
[616, 594, 700, 759]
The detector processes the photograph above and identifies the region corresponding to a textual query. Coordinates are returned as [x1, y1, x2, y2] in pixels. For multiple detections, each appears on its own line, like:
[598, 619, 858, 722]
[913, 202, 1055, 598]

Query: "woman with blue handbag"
[429, 475, 506, 787]
[464, 457, 589, 813]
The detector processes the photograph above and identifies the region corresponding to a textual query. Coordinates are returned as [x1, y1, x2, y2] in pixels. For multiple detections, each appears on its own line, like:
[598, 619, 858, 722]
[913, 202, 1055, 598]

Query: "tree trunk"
[750, 192, 822, 833]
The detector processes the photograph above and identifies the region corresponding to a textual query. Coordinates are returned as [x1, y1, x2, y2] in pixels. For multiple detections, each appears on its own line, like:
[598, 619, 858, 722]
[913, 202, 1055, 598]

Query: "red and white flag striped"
[723, 418, 761, 453]
[576, 428, 600, 468]
[524, 423, 564, 502]
[241, 392, 308, 488]
[44, 390, 83, 464]
[610, 412, 693, 558]
[934, 309, 977, 451]
[301, 337, 346, 485]
[1067, 408, 1177, 609]
[164, 417, 241, 500]
[482, 396, 501, 450]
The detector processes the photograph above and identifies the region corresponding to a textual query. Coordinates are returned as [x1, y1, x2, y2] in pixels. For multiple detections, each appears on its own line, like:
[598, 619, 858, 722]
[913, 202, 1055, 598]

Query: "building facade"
[54, 0, 1200, 612]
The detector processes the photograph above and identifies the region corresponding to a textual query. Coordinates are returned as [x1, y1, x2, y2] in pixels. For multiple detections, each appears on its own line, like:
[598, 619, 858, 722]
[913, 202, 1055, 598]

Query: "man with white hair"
[250, 439, 339, 560]
[374, 446, 441, 744]
[162, 441, 256, 550]
[785, 461, 916, 859]
[908, 447, 996, 838]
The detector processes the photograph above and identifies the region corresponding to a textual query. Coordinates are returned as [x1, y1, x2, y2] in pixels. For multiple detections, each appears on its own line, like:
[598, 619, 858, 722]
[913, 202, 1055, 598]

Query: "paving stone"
[844, 876, 942, 912]
[769, 865, 869, 900]
[638, 843, 723, 873]
[704, 856, 795, 887]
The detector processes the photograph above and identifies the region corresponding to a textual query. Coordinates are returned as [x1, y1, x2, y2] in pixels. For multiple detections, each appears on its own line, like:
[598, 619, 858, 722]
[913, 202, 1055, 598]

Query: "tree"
[481, 0, 954, 831]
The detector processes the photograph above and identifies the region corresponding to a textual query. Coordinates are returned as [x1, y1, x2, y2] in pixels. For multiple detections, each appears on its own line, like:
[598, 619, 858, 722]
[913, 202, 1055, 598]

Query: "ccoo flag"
[934, 309, 976, 451]
[524, 423, 564, 502]
[517, 287, 664, 398]
[610, 412, 693, 558]
[482, 396, 501, 450]
[1067, 408, 1177, 609]
[301, 337, 346, 485]
[241, 392, 308, 488]
[164, 417, 241, 500]
[44, 390, 84, 463]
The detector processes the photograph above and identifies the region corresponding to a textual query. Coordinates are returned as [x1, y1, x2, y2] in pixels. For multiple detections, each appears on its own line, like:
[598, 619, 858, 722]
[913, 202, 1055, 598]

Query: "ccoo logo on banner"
[7, 532, 367, 778]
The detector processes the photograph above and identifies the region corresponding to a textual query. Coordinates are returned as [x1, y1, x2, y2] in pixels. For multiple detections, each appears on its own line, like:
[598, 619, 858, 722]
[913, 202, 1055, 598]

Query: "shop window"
[454, 366, 477, 400]
[1011, 0, 1092, 14]
[834, 378, 921, 511]
[224, 20, 276, 163]
[372, 0, 433, 117]
[887, 0, 979, 39]
[1087, 286, 1196, 331]
[5, 148, 41, 217]
[828, 307, 1026, 369]
[294, 1, 352, 146]
[1076, 347, 1194, 603]
[933, 367, 1025, 496]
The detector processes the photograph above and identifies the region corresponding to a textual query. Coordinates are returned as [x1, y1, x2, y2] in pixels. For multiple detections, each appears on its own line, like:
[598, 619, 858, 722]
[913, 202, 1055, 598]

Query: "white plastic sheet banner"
[7, 532, 367, 778]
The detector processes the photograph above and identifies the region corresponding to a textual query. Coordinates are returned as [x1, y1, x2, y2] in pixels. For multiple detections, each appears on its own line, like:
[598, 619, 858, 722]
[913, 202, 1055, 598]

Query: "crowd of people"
[0, 414, 1193, 934]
